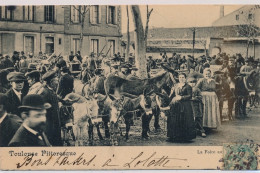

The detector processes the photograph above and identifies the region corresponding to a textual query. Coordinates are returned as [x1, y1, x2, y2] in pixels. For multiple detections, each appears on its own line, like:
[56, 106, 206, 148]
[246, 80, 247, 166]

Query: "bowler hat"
[7, 72, 26, 82]
[42, 70, 56, 81]
[19, 94, 51, 111]
[25, 70, 40, 79]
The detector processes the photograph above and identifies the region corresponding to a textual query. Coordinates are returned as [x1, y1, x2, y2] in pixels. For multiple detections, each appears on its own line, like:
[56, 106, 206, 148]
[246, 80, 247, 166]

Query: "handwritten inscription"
[13, 150, 187, 169]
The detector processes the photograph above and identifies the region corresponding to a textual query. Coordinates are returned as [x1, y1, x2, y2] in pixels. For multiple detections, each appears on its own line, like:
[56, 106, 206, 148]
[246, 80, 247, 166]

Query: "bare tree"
[72, 5, 91, 52]
[144, 5, 153, 49]
[125, 5, 130, 62]
[236, 6, 260, 58]
[131, 5, 147, 79]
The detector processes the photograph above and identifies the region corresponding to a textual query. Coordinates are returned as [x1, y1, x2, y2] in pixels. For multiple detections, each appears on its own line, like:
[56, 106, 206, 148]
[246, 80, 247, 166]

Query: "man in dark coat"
[56, 66, 74, 99]
[41, 71, 62, 146]
[8, 94, 52, 147]
[5, 72, 27, 117]
[0, 94, 23, 147]
[69, 51, 74, 62]
[11, 51, 20, 64]
[0, 55, 14, 70]
[0, 69, 10, 93]
[222, 56, 238, 119]
[76, 51, 82, 63]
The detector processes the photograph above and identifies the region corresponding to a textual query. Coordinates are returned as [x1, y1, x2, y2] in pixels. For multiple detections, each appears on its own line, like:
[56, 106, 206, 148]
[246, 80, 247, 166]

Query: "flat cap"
[42, 70, 56, 81]
[7, 72, 26, 82]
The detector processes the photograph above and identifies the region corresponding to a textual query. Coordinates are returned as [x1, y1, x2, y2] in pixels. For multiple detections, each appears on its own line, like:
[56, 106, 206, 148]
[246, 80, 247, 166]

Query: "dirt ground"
[66, 104, 260, 146]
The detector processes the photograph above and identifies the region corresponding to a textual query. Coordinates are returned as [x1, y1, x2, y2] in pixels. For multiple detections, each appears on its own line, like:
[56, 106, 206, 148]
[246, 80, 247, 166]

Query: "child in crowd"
[187, 77, 206, 137]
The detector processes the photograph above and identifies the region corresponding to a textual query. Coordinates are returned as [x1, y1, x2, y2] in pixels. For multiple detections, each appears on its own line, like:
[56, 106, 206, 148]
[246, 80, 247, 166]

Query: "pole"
[40, 26, 42, 52]
[98, 44, 107, 58]
[192, 28, 195, 58]
[105, 45, 113, 57]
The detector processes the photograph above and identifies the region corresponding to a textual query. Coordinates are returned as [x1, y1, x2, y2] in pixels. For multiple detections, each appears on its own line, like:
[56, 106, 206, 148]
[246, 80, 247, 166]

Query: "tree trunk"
[131, 5, 147, 79]
[79, 6, 87, 52]
[125, 5, 130, 62]
[144, 5, 153, 49]
[79, 18, 84, 52]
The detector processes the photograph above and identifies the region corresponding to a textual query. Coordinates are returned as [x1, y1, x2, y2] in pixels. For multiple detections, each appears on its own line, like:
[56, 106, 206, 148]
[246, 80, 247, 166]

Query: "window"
[90, 5, 100, 24]
[248, 13, 253, 20]
[91, 39, 99, 56]
[0, 6, 12, 20]
[73, 39, 80, 53]
[1, 33, 15, 54]
[44, 6, 55, 23]
[71, 5, 80, 23]
[107, 6, 116, 24]
[24, 36, 34, 54]
[236, 14, 239, 20]
[23, 6, 34, 21]
[108, 40, 115, 57]
[45, 37, 54, 55]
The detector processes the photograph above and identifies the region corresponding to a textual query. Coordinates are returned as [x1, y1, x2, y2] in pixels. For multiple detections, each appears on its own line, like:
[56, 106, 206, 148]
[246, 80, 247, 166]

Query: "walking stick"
[97, 44, 107, 58]
[105, 45, 113, 57]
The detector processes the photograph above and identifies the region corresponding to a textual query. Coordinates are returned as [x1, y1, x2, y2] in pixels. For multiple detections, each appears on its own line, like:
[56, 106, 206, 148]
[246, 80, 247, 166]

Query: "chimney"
[220, 6, 224, 18]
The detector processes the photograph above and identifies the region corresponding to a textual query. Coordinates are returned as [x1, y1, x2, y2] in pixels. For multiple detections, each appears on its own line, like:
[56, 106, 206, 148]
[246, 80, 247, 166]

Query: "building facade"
[122, 5, 260, 59]
[0, 5, 122, 57]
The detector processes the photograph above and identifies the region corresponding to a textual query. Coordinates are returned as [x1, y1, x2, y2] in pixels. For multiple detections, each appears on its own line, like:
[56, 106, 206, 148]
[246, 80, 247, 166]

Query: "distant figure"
[56, 66, 74, 99]
[69, 51, 74, 62]
[76, 51, 82, 63]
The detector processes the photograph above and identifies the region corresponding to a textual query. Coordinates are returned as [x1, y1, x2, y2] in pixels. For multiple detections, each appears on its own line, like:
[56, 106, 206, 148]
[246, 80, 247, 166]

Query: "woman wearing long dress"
[166, 73, 196, 142]
[195, 68, 221, 129]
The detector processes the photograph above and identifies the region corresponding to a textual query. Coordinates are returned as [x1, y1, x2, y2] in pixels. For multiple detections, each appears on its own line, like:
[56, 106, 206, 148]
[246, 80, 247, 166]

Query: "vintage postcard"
[0, 1, 259, 171]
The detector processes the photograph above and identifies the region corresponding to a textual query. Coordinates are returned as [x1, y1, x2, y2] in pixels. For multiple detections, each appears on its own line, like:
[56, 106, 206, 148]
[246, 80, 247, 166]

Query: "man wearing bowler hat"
[8, 94, 52, 146]
[5, 72, 27, 117]
[0, 94, 23, 147]
[56, 66, 74, 99]
[41, 70, 62, 146]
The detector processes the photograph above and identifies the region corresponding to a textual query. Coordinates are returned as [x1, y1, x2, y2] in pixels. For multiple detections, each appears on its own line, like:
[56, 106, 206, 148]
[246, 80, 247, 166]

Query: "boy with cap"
[8, 94, 52, 146]
[187, 77, 206, 137]
[5, 72, 27, 117]
[0, 94, 23, 147]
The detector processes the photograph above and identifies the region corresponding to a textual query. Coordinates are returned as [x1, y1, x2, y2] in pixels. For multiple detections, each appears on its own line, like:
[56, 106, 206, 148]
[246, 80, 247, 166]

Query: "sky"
[121, 5, 244, 33]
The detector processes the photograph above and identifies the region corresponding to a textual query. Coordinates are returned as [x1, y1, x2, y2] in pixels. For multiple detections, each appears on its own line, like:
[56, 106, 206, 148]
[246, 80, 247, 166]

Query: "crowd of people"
[0, 49, 259, 146]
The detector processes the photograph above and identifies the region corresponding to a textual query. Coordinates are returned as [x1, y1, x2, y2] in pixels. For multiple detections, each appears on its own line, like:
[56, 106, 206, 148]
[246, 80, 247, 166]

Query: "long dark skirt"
[167, 101, 196, 141]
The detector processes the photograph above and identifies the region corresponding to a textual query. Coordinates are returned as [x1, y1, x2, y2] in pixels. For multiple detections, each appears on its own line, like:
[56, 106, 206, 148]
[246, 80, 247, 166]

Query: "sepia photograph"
[0, 2, 259, 170]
